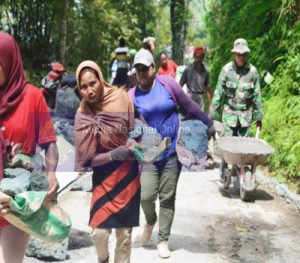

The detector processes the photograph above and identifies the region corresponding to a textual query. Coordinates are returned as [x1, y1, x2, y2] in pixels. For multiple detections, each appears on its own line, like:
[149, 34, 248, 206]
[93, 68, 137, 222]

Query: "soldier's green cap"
[231, 38, 250, 54]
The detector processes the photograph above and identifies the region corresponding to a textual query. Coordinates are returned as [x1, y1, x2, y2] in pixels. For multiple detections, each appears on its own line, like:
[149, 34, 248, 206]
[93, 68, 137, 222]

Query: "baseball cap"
[142, 37, 156, 44]
[133, 48, 154, 67]
[194, 46, 206, 55]
[231, 38, 250, 54]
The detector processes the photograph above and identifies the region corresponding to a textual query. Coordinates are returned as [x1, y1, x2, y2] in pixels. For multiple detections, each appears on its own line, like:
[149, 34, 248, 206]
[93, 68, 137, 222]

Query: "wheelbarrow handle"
[255, 126, 260, 139]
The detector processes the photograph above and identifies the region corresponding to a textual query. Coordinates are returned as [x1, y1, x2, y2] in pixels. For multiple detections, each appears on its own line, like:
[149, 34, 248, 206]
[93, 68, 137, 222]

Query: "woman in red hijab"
[0, 32, 59, 262]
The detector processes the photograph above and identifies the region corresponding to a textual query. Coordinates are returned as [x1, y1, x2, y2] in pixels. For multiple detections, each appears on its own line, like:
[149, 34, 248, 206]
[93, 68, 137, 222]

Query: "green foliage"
[186, 0, 209, 46]
[154, 4, 172, 53]
[261, 29, 300, 181]
[206, 0, 283, 89]
[0, 0, 157, 80]
[0, 0, 64, 70]
[206, 0, 300, 183]
[170, 0, 188, 64]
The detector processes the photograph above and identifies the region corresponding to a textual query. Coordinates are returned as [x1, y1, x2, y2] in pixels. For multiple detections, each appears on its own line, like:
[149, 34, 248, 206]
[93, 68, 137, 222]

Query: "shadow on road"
[68, 229, 93, 250]
[219, 187, 274, 202]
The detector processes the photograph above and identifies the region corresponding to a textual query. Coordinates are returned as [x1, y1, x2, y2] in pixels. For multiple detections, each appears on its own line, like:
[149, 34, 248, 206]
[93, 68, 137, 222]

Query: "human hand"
[208, 112, 213, 120]
[126, 138, 138, 150]
[110, 146, 132, 161]
[0, 191, 12, 215]
[207, 124, 216, 139]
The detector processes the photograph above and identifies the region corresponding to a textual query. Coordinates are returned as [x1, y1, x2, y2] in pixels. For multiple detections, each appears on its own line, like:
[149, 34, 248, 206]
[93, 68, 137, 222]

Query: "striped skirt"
[89, 160, 140, 228]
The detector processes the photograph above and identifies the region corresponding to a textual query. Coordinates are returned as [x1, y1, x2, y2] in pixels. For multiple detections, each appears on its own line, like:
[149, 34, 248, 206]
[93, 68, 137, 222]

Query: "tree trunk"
[296, 0, 300, 20]
[59, 0, 69, 65]
[170, 0, 187, 65]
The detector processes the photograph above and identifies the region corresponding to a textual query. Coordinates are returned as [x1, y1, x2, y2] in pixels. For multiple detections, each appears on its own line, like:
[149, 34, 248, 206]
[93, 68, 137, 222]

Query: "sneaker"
[140, 219, 156, 246]
[157, 241, 171, 258]
[99, 257, 109, 263]
[206, 156, 215, 169]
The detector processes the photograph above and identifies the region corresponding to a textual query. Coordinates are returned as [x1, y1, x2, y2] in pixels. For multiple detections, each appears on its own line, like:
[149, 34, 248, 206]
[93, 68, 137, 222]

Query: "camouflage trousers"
[223, 123, 250, 137]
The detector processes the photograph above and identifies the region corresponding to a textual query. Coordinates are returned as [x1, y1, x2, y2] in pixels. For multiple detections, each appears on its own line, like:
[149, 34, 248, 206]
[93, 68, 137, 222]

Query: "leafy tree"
[170, 0, 188, 64]
[154, 3, 172, 54]
[59, 0, 69, 65]
[0, 0, 157, 79]
[0, 0, 64, 70]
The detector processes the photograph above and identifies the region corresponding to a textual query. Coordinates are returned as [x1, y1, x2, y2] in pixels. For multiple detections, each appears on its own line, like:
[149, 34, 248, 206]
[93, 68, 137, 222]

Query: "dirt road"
[25, 169, 300, 263]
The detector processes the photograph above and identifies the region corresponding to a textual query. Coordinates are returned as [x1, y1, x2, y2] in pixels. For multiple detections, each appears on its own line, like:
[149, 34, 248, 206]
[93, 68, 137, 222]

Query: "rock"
[68, 229, 93, 250]
[0, 174, 30, 196]
[4, 168, 30, 178]
[129, 119, 162, 147]
[129, 119, 144, 139]
[180, 120, 208, 158]
[53, 117, 75, 145]
[29, 170, 48, 191]
[55, 88, 80, 119]
[140, 125, 161, 147]
[26, 237, 69, 261]
[5, 154, 31, 170]
[177, 120, 208, 169]
[130, 118, 162, 145]
[71, 174, 93, 192]
[189, 156, 207, 171]
[275, 184, 288, 197]
[30, 151, 44, 171]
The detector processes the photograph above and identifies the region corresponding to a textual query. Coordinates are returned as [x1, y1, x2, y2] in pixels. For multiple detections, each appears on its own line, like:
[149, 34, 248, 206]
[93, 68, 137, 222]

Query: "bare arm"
[168, 77, 213, 126]
[91, 152, 111, 167]
[42, 142, 59, 200]
[205, 71, 212, 109]
[206, 89, 212, 109]
[91, 143, 134, 167]
[179, 68, 187, 87]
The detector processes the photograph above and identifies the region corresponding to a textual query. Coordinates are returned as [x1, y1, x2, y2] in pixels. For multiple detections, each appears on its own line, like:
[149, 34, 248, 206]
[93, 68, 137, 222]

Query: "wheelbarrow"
[217, 129, 274, 201]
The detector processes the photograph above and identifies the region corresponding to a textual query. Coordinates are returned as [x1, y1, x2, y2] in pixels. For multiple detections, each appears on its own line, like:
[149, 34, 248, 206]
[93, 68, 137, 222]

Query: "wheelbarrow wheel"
[220, 160, 230, 189]
[240, 167, 253, 202]
[231, 165, 240, 194]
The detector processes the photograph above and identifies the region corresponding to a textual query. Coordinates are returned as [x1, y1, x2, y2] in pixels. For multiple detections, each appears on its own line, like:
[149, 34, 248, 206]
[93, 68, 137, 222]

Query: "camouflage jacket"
[210, 61, 262, 127]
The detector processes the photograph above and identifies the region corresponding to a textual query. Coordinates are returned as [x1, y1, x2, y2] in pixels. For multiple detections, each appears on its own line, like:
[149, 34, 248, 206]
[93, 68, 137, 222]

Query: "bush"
[261, 31, 300, 182]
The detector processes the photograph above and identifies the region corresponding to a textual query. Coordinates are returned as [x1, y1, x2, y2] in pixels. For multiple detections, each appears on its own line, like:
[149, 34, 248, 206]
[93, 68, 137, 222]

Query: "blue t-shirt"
[134, 80, 179, 160]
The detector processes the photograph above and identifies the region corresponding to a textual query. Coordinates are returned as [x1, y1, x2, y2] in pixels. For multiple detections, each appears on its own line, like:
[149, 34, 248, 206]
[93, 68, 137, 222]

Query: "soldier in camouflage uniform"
[210, 38, 263, 137]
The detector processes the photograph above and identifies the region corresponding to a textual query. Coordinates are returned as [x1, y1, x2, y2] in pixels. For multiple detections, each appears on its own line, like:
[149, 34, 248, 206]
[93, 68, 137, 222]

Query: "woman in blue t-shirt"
[128, 48, 215, 259]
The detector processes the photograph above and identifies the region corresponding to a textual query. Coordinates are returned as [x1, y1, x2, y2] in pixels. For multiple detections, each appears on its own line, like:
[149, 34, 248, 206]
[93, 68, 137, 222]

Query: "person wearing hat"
[180, 46, 214, 168]
[128, 48, 214, 259]
[179, 46, 211, 111]
[210, 38, 262, 137]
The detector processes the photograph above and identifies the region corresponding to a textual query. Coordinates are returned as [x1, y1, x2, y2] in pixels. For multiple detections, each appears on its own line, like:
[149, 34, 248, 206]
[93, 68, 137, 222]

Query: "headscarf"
[0, 32, 28, 179]
[76, 60, 113, 92]
[74, 61, 134, 171]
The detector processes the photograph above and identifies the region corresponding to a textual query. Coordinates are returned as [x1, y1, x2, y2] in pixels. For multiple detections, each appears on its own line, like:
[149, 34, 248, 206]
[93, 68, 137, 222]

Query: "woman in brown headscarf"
[0, 32, 59, 262]
[75, 60, 140, 263]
